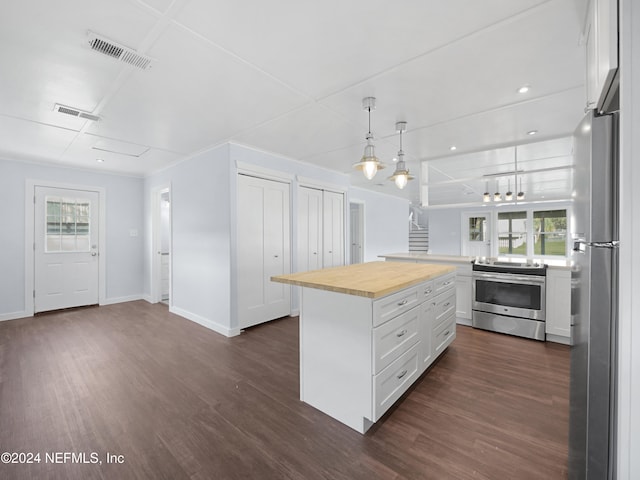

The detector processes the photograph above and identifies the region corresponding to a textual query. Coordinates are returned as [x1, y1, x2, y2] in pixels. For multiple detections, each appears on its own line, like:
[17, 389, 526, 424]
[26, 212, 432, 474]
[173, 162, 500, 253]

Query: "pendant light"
[353, 97, 385, 180]
[388, 121, 414, 189]
[494, 179, 502, 202]
[505, 179, 513, 201]
[517, 177, 525, 200]
[483, 181, 491, 202]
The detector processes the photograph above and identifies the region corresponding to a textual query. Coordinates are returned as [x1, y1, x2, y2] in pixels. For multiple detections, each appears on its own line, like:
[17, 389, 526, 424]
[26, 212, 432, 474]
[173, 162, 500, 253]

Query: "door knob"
[91, 252, 97, 257]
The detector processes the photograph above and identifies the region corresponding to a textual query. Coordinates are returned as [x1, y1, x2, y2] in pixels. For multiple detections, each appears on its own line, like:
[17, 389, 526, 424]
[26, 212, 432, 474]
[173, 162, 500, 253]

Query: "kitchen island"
[379, 253, 474, 324]
[272, 261, 456, 433]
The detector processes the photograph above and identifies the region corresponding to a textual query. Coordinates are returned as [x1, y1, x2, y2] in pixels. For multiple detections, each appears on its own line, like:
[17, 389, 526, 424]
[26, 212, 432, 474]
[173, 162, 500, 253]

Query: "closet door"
[237, 175, 291, 329]
[323, 191, 344, 268]
[298, 187, 323, 272]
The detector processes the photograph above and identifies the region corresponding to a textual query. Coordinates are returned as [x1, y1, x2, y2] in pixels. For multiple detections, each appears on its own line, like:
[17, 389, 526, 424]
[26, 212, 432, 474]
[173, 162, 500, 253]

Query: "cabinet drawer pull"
[396, 369, 408, 380]
[397, 299, 408, 306]
[432, 302, 436, 307]
[396, 329, 407, 338]
[424, 288, 432, 295]
[444, 330, 450, 336]
[443, 280, 452, 286]
[443, 302, 451, 308]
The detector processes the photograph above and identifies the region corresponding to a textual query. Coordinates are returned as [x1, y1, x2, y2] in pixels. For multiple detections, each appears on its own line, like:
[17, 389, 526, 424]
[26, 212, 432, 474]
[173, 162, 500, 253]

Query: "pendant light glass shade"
[505, 179, 513, 201]
[494, 180, 501, 201]
[388, 121, 414, 189]
[517, 177, 525, 200]
[353, 97, 385, 179]
[483, 181, 491, 202]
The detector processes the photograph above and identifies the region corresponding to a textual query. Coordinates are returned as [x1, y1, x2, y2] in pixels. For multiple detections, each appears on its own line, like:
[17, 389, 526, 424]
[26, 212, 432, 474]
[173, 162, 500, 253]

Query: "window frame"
[491, 206, 571, 260]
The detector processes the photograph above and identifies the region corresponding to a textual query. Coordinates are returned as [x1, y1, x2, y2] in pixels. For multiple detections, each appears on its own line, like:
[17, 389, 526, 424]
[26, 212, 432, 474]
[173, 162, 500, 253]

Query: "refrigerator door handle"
[573, 240, 619, 252]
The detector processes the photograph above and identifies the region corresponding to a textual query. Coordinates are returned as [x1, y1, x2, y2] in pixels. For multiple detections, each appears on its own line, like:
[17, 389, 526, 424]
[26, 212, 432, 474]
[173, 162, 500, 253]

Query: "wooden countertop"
[271, 261, 456, 299]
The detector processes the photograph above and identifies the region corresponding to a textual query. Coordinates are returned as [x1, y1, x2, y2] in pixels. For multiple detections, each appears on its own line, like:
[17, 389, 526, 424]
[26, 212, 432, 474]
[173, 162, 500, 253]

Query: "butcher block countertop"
[271, 261, 455, 299]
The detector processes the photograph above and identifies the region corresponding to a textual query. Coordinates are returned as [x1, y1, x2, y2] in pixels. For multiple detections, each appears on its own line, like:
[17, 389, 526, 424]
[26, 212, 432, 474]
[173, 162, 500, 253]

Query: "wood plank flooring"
[0, 301, 569, 479]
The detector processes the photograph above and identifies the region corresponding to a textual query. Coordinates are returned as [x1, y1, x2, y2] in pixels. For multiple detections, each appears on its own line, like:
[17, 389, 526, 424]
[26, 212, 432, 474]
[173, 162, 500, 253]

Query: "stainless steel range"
[472, 260, 547, 341]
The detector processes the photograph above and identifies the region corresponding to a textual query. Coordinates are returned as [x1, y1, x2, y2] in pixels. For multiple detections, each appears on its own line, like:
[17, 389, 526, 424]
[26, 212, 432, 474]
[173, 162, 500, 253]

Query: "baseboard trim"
[170, 306, 240, 338]
[546, 333, 571, 345]
[101, 294, 144, 306]
[290, 309, 300, 317]
[0, 310, 31, 322]
[456, 317, 472, 327]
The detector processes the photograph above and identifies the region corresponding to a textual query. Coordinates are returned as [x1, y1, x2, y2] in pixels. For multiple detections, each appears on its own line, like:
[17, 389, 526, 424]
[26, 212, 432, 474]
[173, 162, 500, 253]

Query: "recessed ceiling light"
[517, 85, 531, 94]
[449, 146, 457, 151]
[527, 130, 538, 136]
[96, 158, 104, 163]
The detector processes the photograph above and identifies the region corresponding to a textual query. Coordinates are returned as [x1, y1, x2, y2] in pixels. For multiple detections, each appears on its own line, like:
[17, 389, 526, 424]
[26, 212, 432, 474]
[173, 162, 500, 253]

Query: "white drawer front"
[373, 306, 419, 374]
[433, 290, 456, 330]
[419, 280, 435, 302]
[373, 343, 419, 421]
[373, 287, 419, 327]
[433, 315, 456, 356]
[434, 272, 456, 295]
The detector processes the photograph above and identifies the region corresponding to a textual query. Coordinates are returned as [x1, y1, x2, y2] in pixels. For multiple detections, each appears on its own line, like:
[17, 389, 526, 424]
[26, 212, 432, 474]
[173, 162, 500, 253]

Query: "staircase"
[409, 227, 429, 253]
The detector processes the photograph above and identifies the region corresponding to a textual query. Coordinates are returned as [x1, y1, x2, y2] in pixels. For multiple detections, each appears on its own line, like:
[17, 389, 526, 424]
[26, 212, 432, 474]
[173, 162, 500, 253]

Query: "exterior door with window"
[34, 186, 99, 313]
[462, 213, 490, 257]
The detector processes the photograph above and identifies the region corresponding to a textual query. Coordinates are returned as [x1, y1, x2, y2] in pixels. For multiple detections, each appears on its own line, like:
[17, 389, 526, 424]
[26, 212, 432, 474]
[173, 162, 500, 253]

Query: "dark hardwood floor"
[0, 301, 569, 479]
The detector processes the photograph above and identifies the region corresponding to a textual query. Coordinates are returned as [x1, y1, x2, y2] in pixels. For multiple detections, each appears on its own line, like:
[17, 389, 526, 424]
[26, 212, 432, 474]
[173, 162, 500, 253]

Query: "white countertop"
[379, 252, 474, 264]
[379, 252, 572, 270]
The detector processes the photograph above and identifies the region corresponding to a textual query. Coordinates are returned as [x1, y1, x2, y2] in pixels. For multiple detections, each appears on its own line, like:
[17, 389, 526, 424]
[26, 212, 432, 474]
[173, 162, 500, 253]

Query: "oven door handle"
[473, 273, 545, 284]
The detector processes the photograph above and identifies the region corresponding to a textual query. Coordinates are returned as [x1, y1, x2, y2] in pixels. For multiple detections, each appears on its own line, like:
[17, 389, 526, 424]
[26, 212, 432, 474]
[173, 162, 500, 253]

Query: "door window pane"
[533, 209, 567, 256]
[468, 217, 485, 242]
[498, 211, 527, 255]
[45, 197, 91, 253]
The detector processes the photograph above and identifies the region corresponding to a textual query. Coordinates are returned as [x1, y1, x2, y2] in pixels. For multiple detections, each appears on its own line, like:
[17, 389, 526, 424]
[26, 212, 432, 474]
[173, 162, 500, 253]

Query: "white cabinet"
[298, 187, 323, 272]
[383, 256, 473, 323]
[545, 268, 572, 344]
[323, 190, 344, 268]
[237, 174, 291, 329]
[455, 274, 473, 322]
[585, 0, 618, 112]
[299, 270, 455, 433]
[298, 187, 344, 271]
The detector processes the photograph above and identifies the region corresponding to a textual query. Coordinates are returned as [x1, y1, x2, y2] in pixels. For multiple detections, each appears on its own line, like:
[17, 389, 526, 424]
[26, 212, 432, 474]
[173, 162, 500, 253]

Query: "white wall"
[0, 157, 144, 319]
[349, 187, 409, 262]
[144, 144, 234, 335]
[427, 208, 463, 255]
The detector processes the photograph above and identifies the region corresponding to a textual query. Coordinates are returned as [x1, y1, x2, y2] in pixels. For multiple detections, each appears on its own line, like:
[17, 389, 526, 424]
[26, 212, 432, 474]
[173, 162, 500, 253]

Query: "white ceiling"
[0, 0, 587, 205]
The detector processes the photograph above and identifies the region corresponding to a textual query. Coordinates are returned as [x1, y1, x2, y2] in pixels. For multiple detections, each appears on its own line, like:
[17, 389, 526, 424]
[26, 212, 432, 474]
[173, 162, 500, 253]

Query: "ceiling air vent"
[87, 31, 153, 70]
[54, 104, 101, 121]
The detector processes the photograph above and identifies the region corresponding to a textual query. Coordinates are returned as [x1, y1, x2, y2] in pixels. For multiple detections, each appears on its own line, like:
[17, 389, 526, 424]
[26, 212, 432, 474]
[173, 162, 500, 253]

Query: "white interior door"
[237, 175, 291, 329]
[349, 202, 364, 264]
[462, 212, 491, 257]
[323, 190, 344, 268]
[159, 190, 170, 302]
[34, 186, 99, 313]
[298, 187, 323, 272]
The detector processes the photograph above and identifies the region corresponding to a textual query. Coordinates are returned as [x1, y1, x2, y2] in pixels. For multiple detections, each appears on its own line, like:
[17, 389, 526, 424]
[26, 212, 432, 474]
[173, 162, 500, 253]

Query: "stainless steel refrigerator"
[569, 110, 619, 479]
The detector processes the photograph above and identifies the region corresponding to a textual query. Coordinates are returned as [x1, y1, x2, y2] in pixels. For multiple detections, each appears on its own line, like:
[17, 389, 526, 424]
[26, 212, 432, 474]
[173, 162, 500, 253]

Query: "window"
[497, 211, 527, 255]
[468, 216, 486, 242]
[533, 209, 567, 256]
[46, 197, 91, 252]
